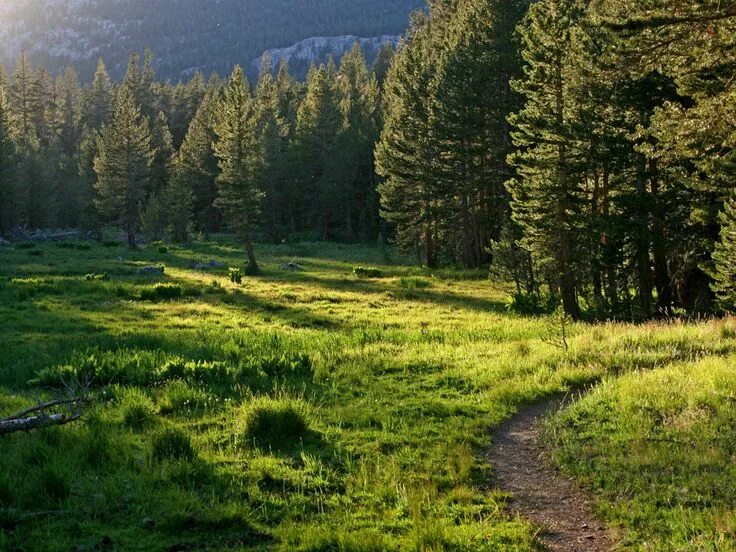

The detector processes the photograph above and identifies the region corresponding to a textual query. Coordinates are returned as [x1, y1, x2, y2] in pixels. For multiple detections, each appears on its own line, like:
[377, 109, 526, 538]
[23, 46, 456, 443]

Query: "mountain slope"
[0, 0, 424, 80]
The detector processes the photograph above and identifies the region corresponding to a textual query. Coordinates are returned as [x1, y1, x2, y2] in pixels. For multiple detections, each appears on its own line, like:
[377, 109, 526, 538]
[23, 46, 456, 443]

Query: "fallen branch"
[0, 381, 91, 436]
[0, 411, 83, 435]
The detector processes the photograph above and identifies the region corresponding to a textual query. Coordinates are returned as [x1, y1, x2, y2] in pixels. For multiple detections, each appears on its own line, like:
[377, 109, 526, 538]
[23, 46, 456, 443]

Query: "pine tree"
[213, 66, 263, 271]
[94, 87, 154, 247]
[333, 42, 381, 241]
[430, 0, 528, 267]
[711, 193, 736, 312]
[85, 59, 114, 130]
[175, 90, 220, 234]
[508, 0, 588, 318]
[294, 63, 341, 237]
[375, 11, 447, 267]
[55, 67, 84, 227]
[0, 86, 19, 233]
[9, 51, 38, 151]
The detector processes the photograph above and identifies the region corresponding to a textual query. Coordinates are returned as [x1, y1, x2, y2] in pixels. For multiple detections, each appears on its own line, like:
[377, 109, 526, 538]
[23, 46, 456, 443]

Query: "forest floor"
[0, 237, 735, 550]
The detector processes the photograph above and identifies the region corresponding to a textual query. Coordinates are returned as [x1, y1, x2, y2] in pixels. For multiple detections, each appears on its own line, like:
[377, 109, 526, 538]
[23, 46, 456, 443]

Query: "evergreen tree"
[213, 66, 263, 270]
[0, 86, 19, 233]
[9, 52, 38, 151]
[376, 11, 447, 267]
[508, 0, 588, 318]
[431, 0, 528, 267]
[175, 90, 220, 234]
[711, 193, 736, 312]
[294, 63, 341, 237]
[94, 87, 154, 247]
[55, 67, 84, 227]
[85, 59, 114, 130]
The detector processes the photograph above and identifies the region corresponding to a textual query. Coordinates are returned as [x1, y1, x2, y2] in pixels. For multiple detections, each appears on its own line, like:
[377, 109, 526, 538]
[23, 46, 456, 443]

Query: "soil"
[487, 395, 616, 551]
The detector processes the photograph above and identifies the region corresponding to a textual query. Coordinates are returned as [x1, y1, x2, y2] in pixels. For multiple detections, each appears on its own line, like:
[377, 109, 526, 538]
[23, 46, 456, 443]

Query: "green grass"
[0, 237, 735, 550]
[547, 351, 736, 550]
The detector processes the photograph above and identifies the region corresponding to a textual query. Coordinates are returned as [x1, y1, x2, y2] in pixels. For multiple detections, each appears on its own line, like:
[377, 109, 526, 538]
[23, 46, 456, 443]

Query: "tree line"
[376, 0, 736, 318]
[0, 45, 393, 271]
[1, 0, 735, 319]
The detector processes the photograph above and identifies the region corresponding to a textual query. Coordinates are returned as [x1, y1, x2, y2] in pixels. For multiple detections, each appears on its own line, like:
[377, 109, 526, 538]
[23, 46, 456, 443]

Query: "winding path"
[487, 396, 615, 551]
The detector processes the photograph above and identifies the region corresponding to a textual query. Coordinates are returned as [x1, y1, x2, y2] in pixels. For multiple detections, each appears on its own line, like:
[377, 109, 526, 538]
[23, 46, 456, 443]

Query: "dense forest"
[0, 0, 735, 321]
[0, 0, 424, 80]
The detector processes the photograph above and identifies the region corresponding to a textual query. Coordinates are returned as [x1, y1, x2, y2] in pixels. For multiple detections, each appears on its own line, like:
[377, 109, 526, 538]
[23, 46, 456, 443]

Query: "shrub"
[398, 277, 432, 290]
[158, 381, 210, 415]
[152, 428, 196, 461]
[229, 268, 243, 284]
[205, 280, 226, 295]
[120, 389, 158, 430]
[158, 246, 169, 254]
[16, 242, 36, 250]
[140, 283, 182, 301]
[353, 266, 383, 279]
[506, 292, 558, 315]
[28, 249, 43, 257]
[242, 397, 310, 450]
[102, 240, 120, 248]
[76, 242, 92, 250]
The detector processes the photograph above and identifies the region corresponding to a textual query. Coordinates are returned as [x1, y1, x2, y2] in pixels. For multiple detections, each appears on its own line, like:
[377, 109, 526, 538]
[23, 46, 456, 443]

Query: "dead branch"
[0, 379, 92, 436]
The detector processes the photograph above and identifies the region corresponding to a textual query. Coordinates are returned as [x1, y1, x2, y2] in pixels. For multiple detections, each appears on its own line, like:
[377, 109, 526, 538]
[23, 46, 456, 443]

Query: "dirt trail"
[487, 396, 615, 551]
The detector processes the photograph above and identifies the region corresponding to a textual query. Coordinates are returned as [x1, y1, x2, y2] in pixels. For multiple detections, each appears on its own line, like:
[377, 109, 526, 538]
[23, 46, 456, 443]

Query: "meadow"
[1, 238, 735, 551]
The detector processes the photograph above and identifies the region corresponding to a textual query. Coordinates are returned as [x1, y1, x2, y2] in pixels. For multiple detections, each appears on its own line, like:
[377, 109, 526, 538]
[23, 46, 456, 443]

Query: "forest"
[1, 0, 736, 550]
[1, 0, 734, 320]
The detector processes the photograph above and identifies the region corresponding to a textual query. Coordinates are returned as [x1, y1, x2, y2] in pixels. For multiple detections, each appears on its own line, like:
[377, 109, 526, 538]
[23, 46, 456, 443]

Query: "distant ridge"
[0, 0, 424, 81]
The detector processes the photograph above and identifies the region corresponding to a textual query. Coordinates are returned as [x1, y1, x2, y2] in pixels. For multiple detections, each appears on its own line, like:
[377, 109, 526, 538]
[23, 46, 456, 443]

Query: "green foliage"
[242, 396, 310, 450]
[228, 267, 243, 284]
[152, 427, 196, 461]
[353, 266, 383, 278]
[94, 85, 154, 248]
[397, 277, 431, 290]
[139, 283, 182, 301]
[119, 388, 158, 430]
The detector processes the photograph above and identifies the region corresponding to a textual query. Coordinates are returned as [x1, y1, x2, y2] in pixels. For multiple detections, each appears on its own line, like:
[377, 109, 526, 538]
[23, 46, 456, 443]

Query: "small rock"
[280, 262, 305, 272]
[207, 260, 226, 268]
[141, 517, 155, 529]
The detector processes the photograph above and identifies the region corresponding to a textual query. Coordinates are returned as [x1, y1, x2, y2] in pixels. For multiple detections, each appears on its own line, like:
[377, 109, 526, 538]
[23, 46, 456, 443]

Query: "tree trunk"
[243, 216, 259, 272]
[649, 161, 672, 313]
[555, 52, 580, 320]
[635, 155, 652, 318]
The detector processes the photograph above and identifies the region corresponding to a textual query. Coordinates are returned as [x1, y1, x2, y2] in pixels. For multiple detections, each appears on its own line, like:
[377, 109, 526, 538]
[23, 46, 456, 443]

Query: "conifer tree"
[175, 91, 220, 233]
[0, 86, 19, 233]
[376, 11, 447, 267]
[213, 66, 262, 271]
[508, 0, 587, 318]
[9, 52, 38, 151]
[85, 59, 114, 130]
[294, 63, 341, 237]
[55, 67, 84, 227]
[711, 193, 736, 312]
[94, 87, 154, 247]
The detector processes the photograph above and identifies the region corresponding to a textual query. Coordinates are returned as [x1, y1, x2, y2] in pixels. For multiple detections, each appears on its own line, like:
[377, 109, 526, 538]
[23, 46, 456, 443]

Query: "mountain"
[0, 0, 424, 81]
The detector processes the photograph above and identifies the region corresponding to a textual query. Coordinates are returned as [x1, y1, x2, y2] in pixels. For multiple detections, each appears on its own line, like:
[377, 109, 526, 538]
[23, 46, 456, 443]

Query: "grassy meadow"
[1, 238, 736, 550]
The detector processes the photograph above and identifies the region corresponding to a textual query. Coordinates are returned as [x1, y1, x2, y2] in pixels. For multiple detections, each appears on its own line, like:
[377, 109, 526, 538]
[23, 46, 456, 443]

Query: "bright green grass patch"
[1, 239, 735, 550]
[547, 352, 736, 550]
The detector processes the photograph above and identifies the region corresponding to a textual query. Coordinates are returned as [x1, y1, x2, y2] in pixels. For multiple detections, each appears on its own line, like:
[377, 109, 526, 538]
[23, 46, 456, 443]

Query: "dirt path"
[487, 395, 615, 551]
